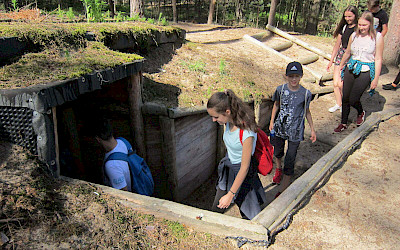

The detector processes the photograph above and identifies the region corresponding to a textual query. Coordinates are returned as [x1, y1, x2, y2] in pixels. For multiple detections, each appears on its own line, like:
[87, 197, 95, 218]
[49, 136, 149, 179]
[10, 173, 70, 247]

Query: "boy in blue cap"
[269, 62, 317, 197]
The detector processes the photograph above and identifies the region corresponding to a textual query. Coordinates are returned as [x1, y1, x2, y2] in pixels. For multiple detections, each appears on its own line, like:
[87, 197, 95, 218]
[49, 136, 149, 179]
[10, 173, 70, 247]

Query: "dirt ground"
[1, 23, 400, 249]
[167, 23, 400, 248]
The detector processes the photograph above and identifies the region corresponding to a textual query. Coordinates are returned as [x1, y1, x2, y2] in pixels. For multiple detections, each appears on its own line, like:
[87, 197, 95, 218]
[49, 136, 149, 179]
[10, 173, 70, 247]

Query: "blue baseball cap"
[286, 61, 303, 76]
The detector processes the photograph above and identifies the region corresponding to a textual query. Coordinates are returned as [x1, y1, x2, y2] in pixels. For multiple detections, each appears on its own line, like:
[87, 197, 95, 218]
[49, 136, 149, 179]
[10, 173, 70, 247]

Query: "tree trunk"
[235, 0, 242, 22]
[305, 0, 321, 35]
[195, 0, 201, 22]
[130, 0, 143, 17]
[157, 0, 161, 17]
[3, 0, 10, 11]
[268, 0, 279, 26]
[293, 0, 301, 30]
[207, 0, 216, 24]
[108, 0, 115, 18]
[172, 0, 177, 22]
[383, 0, 400, 66]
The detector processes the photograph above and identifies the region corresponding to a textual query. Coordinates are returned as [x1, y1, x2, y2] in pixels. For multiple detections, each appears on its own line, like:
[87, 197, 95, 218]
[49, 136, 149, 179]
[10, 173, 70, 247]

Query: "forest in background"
[0, 0, 394, 36]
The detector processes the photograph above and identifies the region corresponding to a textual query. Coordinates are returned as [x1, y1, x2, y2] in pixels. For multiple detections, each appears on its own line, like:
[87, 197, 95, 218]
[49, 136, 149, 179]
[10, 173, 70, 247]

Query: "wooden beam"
[159, 116, 178, 200]
[266, 24, 331, 60]
[141, 102, 168, 116]
[52, 107, 60, 178]
[167, 106, 207, 119]
[251, 31, 273, 41]
[243, 35, 323, 84]
[127, 72, 146, 158]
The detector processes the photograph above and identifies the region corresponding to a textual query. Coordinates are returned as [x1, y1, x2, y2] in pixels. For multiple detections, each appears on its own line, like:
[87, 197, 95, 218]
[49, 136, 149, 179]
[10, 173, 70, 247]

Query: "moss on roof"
[0, 22, 182, 48]
[0, 42, 143, 89]
[0, 22, 183, 89]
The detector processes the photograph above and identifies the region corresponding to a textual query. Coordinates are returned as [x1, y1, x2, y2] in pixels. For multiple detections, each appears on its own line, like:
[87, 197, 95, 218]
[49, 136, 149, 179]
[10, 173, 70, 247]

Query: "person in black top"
[368, 0, 389, 37]
[327, 6, 358, 113]
[382, 70, 400, 90]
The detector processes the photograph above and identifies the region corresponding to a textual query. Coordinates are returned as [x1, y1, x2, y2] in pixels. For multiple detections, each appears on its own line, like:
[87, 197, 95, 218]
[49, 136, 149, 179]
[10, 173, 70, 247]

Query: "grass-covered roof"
[0, 22, 183, 89]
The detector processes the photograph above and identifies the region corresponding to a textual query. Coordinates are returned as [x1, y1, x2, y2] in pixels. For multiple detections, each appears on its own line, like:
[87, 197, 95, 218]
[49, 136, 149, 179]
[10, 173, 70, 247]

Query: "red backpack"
[240, 129, 274, 175]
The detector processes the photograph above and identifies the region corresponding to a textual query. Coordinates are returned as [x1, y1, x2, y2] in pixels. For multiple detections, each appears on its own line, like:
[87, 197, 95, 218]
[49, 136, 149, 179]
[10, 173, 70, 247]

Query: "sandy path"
[268, 66, 400, 249]
[176, 24, 400, 249]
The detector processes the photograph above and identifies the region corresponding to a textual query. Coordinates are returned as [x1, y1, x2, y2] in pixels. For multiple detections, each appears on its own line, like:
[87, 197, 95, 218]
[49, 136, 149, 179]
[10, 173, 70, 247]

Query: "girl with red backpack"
[207, 89, 266, 220]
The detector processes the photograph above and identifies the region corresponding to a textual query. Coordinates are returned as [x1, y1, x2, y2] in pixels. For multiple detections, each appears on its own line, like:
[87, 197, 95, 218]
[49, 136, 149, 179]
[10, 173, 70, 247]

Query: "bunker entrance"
[56, 80, 134, 185]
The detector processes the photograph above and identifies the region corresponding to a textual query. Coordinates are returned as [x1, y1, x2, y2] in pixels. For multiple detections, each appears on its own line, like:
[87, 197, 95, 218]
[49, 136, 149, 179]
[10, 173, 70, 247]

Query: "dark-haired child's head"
[367, 0, 380, 13]
[86, 115, 114, 141]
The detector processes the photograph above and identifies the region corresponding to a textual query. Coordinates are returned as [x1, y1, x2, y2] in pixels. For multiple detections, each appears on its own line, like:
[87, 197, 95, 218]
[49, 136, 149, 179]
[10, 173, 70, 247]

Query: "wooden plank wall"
[141, 100, 274, 202]
[174, 113, 217, 202]
[143, 115, 173, 199]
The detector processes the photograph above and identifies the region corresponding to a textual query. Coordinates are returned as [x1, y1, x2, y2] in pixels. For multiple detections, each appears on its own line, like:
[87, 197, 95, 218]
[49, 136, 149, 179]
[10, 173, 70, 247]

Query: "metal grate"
[0, 107, 37, 154]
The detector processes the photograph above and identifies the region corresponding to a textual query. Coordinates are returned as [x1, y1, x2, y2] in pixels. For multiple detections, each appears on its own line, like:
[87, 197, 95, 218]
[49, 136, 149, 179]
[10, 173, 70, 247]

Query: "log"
[159, 116, 178, 200]
[252, 108, 400, 232]
[243, 35, 323, 84]
[251, 31, 272, 41]
[167, 106, 207, 119]
[141, 102, 168, 116]
[266, 24, 331, 60]
[297, 54, 319, 65]
[270, 40, 293, 51]
[304, 73, 333, 83]
[127, 72, 146, 158]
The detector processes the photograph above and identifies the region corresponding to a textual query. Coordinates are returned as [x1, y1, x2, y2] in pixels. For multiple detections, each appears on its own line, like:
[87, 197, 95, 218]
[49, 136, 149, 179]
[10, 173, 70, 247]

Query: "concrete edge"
[60, 176, 269, 241]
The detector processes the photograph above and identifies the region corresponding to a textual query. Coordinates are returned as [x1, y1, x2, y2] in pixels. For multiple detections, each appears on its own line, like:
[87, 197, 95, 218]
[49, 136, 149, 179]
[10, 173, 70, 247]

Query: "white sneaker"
[329, 104, 341, 113]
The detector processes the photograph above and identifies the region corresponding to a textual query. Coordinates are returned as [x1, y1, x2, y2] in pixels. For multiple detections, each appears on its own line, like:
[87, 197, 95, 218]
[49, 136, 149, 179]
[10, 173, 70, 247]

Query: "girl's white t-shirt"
[350, 32, 382, 71]
[223, 122, 257, 164]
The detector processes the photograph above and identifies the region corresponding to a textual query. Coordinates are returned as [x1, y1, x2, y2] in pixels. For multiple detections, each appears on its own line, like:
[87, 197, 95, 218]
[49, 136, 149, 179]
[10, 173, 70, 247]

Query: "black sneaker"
[383, 83, 400, 90]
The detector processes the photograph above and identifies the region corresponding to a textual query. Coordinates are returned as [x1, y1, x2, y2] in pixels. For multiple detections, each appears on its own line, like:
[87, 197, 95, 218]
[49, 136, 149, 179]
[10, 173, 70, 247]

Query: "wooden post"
[159, 116, 178, 200]
[52, 107, 60, 178]
[127, 72, 146, 158]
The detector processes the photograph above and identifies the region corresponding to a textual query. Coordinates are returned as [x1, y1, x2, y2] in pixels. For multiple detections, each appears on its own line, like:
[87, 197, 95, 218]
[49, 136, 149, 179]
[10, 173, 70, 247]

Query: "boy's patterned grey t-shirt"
[272, 84, 312, 142]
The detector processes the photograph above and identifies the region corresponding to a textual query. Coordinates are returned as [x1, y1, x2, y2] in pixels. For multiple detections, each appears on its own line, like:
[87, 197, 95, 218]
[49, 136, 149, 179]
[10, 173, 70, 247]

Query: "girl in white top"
[334, 11, 384, 133]
[327, 6, 358, 113]
[207, 89, 266, 219]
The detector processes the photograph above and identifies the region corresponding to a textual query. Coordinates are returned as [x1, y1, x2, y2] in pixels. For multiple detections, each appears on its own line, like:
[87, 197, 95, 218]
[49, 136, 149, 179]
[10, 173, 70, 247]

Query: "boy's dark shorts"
[272, 136, 300, 176]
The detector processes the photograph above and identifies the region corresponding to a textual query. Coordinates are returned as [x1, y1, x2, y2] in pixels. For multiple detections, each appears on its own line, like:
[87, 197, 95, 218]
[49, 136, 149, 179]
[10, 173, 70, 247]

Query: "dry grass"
[0, 141, 233, 249]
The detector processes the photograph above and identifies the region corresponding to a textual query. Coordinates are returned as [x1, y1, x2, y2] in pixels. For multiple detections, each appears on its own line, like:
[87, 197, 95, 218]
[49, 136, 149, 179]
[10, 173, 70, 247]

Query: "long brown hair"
[207, 89, 258, 132]
[333, 6, 358, 38]
[356, 11, 376, 40]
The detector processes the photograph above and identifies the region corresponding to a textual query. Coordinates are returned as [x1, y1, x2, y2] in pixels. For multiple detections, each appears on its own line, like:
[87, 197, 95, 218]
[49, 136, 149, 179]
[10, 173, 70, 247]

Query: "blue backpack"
[105, 137, 154, 196]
